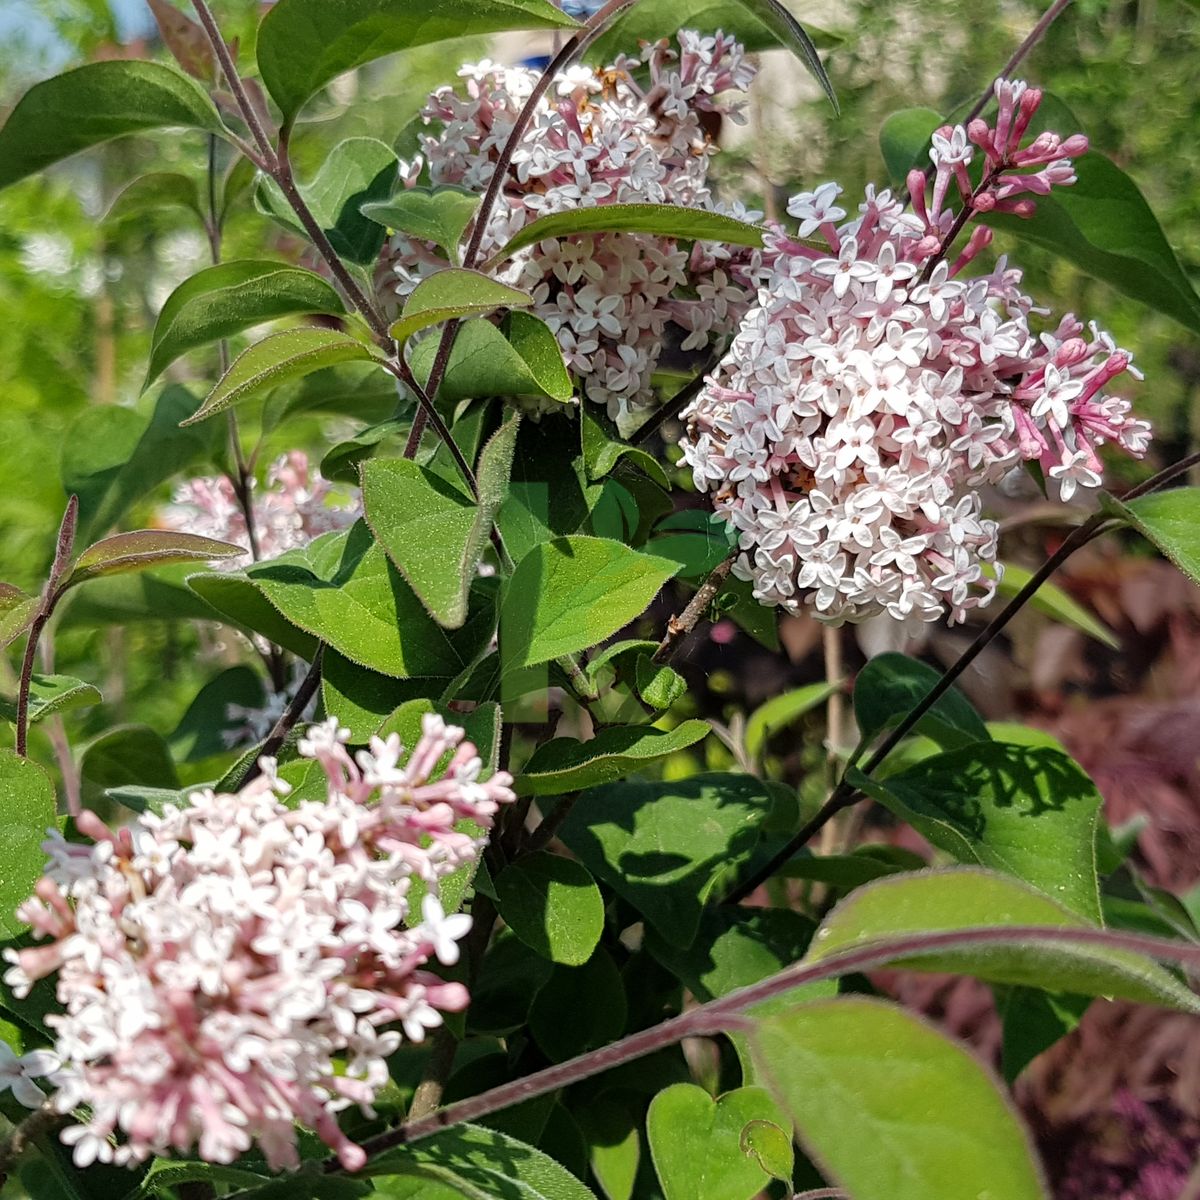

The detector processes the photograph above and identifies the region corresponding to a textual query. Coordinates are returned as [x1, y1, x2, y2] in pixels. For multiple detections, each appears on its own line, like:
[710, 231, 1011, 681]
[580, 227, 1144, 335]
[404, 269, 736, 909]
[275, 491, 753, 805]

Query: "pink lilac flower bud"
[162, 452, 359, 566]
[3, 715, 514, 1172]
[680, 82, 1148, 626]
[381, 32, 761, 431]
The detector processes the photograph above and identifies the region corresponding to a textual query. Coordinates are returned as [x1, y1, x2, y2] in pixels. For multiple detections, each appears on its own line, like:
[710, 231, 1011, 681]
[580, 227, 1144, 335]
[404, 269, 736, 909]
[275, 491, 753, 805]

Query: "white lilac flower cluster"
[3, 715, 514, 1172]
[384, 32, 760, 429]
[681, 80, 1150, 626]
[162, 451, 358, 565]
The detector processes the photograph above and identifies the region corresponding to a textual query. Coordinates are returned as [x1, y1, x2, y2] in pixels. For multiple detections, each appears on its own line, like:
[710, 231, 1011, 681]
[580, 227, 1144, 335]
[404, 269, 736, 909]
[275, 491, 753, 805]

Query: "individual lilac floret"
[163, 451, 358, 566]
[384, 32, 761, 430]
[3, 715, 514, 1172]
[681, 80, 1149, 627]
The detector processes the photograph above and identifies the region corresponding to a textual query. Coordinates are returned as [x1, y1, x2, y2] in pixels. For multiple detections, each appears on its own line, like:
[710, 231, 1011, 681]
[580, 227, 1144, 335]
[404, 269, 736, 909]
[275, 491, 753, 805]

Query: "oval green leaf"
[985, 560, 1118, 649]
[391, 269, 533, 345]
[0, 61, 225, 192]
[745, 681, 840, 761]
[494, 851, 605, 966]
[145, 261, 346, 388]
[257, 0, 579, 122]
[0, 674, 101, 727]
[361, 187, 481, 263]
[500, 536, 678, 669]
[0, 584, 36, 650]
[750, 997, 1047, 1200]
[0, 752, 58, 938]
[808, 867, 1200, 1013]
[487, 203, 767, 269]
[1106, 487, 1200, 585]
[515, 720, 710, 796]
[66, 531, 245, 588]
[183, 328, 385, 424]
[104, 171, 204, 226]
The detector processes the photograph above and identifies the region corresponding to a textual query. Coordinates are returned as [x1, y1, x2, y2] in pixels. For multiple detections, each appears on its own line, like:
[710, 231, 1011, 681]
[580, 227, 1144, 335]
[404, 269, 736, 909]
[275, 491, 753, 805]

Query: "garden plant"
[0, 0, 1199, 1197]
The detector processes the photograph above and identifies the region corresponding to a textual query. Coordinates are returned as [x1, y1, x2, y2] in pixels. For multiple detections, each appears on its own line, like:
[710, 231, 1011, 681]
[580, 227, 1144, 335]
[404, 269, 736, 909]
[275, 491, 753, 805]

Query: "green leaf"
[529, 949, 627, 1063]
[0, 675, 101, 726]
[581, 408, 670, 491]
[184, 328, 385, 424]
[1107, 487, 1200, 585]
[0, 753, 57, 938]
[750, 997, 1047, 1200]
[878, 107, 941, 186]
[168, 666, 266, 761]
[62, 386, 221, 542]
[560, 773, 777, 945]
[501, 536, 678, 669]
[145, 261, 346, 389]
[587, 0, 841, 62]
[247, 524, 495, 679]
[321, 652, 431, 742]
[634, 656, 686, 711]
[104, 171, 204, 225]
[65, 531, 245, 589]
[257, 0, 579, 122]
[807, 867, 1200, 1013]
[487, 204, 767, 269]
[745, 681, 839, 762]
[494, 851, 605, 967]
[516, 721, 709, 796]
[361, 187, 481, 263]
[0, 60, 225, 191]
[717, 0, 836, 109]
[186, 571, 319, 659]
[0, 584, 37, 651]
[80, 725, 180, 802]
[850, 740, 1103, 921]
[363, 417, 518, 628]
[853, 652, 989, 752]
[647, 1084, 789, 1200]
[997, 987, 1090, 1083]
[132, 1160, 272, 1198]
[649, 511, 738, 582]
[878, 99, 1200, 334]
[256, 137, 399, 264]
[738, 1119, 794, 1183]
[985, 561, 1118, 649]
[391, 269, 533, 345]
[576, 1099, 640, 1200]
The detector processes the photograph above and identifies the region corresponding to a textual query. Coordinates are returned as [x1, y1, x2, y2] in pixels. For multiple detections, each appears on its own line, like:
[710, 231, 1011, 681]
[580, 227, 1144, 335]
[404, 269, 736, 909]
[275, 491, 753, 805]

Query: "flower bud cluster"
[3, 715, 514, 1172]
[163, 451, 358, 565]
[681, 81, 1149, 625]
[384, 32, 760, 429]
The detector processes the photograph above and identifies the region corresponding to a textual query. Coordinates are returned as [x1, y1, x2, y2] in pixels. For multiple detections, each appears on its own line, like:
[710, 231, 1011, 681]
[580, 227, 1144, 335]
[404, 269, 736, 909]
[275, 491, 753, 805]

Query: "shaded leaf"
[751, 998, 1047, 1200]
[184, 328, 385, 424]
[745, 681, 839, 762]
[168, 666, 266, 761]
[515, 721, 710, 796]
[146, 0, 216, 82]
[529, 949, 627, 1063]
[257, 0, 579, 122]
[145, 261, 345, 389]
[0, 61, 225, 192]
[849, 741, 1103, 921]
[560, 773, 777, 944]
[186, 571, 319, 658]
[256, 137, 399, 264]
[391, 269, 533, 345]
[494, 852, 605, 966]
[104, 171, 204, 225]
[854, 652, 989, 751]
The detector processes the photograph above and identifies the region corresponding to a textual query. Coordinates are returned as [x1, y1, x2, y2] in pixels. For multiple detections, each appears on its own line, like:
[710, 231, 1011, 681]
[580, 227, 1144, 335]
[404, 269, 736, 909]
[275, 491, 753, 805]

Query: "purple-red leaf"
[65, 531, 245, 589]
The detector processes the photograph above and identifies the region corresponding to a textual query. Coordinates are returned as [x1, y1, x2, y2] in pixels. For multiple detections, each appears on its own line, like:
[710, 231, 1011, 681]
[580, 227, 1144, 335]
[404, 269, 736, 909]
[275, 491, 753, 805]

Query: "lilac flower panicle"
[681, 80, 1149, 626]
[3, 715, 514, 1172]
[384, 32, 761, 430]
[163, 451, 359, 566]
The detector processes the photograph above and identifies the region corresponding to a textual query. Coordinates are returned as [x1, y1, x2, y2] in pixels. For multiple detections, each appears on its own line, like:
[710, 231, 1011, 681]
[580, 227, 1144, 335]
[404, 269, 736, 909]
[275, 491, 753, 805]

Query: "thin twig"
[16, 497, 78, 757]
[0, 1104, 61, 1181]
[653, 553, 737, 665]
[235, 647, 325, 789]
